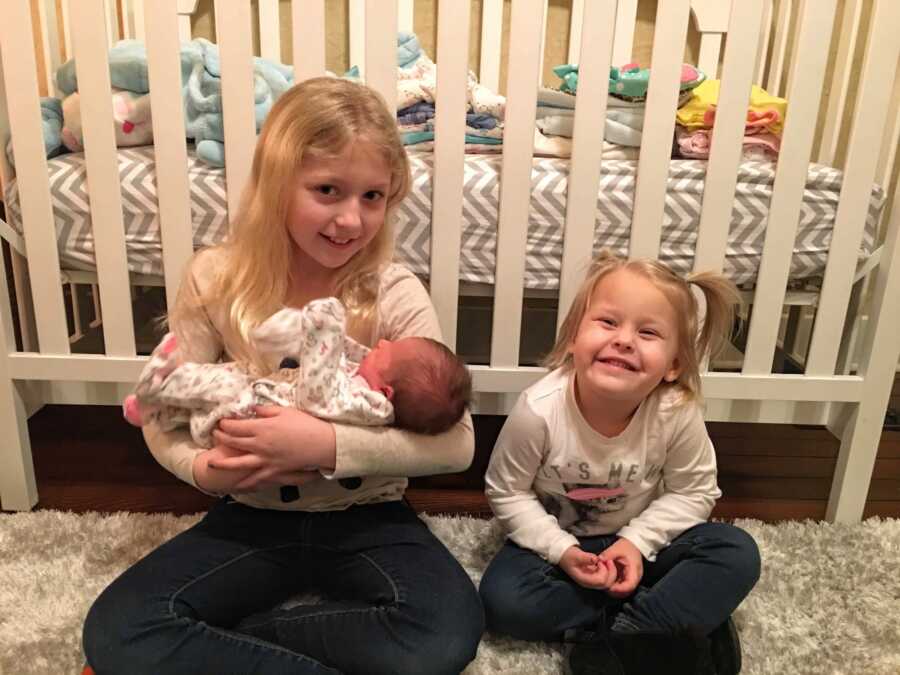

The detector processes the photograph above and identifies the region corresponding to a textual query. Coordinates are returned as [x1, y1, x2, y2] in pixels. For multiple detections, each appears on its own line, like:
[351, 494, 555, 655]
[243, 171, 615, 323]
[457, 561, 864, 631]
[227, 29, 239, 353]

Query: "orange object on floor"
[81, 666, 95, 675]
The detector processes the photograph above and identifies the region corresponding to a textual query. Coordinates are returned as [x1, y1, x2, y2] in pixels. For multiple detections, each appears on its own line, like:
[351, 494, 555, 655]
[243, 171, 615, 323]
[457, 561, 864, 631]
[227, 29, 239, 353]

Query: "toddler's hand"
[559, 545, 618, 590]
[598, 537, 644, 598]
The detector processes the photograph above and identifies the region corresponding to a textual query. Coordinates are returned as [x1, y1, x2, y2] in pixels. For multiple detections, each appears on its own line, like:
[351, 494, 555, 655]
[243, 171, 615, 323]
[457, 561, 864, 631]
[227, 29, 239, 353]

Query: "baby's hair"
[170, 77, 410, 371]
[544, 249, 741, 401]
[391, 338, 472, 435]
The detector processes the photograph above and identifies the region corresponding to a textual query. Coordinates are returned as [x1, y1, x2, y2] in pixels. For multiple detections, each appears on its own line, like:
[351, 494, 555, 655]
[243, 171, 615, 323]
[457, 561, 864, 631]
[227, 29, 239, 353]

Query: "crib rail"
[0, 0, 898, 522]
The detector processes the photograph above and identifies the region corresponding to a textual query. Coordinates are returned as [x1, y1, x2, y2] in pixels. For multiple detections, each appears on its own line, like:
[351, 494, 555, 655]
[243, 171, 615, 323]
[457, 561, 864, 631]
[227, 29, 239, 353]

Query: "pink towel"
[703, 106, 782, 135]
[676, 126, 780, 160]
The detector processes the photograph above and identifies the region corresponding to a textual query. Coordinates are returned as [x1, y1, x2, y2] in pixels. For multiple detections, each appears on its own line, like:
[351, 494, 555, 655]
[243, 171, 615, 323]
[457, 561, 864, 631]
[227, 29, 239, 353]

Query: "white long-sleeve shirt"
[485, 368, 721, 563]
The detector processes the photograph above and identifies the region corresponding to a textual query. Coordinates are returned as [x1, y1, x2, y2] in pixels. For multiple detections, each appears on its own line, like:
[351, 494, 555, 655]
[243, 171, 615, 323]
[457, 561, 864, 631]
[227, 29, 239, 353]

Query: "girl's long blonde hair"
[170, 77, 410, 371]
[544, 250, 741, 401]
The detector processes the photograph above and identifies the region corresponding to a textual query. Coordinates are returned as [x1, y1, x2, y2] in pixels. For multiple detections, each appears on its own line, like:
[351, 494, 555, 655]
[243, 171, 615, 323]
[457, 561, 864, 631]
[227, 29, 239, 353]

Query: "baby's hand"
[558, 545, 618, 590]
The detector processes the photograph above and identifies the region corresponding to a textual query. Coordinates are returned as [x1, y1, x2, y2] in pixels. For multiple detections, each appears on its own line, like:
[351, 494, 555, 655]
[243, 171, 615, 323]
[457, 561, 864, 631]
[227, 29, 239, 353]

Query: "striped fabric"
[4, 146, 884, 289]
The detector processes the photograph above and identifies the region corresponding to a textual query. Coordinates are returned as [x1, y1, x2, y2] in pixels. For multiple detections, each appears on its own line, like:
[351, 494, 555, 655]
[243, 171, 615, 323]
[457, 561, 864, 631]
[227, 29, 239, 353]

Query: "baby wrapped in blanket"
[124, 297, 471, 445]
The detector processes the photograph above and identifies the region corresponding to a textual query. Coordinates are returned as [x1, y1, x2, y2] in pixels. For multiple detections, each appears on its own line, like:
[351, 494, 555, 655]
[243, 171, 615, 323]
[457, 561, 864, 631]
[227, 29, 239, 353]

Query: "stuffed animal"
[60, 87, 153, 152]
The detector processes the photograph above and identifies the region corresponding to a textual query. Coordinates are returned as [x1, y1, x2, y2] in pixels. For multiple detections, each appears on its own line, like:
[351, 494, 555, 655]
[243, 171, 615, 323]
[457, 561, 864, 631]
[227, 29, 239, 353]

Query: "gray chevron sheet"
[4, 146, 885, 290]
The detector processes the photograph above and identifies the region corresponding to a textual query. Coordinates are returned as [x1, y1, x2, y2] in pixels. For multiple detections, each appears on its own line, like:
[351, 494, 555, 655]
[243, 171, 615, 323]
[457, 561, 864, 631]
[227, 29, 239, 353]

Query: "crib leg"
[0, 377, 37, 511]
[1, 241, 38, 510]
[826, 192, 900, 522]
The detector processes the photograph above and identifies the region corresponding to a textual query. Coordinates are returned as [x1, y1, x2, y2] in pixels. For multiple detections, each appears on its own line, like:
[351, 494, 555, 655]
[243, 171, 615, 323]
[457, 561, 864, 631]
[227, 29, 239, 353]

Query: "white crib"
[0, 0, 898, 523]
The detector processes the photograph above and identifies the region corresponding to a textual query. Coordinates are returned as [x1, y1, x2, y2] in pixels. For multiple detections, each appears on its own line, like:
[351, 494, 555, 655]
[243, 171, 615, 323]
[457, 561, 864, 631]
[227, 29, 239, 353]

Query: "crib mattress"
[4, 146, 885, 289]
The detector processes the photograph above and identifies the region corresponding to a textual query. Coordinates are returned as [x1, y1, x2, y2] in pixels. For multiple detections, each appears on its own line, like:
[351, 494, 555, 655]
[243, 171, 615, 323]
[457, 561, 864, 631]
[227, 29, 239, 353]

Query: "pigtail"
[686, 271, 742, 367]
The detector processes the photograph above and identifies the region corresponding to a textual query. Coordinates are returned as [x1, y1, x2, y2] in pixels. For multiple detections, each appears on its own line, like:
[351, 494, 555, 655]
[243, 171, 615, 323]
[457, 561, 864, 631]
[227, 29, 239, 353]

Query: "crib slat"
[126, 0, 147, 42]
[629, 0, 691, 259]
[292, 0, 325, 81]
[365, 0, 397, 113]
[691, 0, 732, 78]
[258, 0, 281, 63]
[145, 1, 194, 311]
[875, 77, 900, 205]
[568, 0, 585, 66]
[538, 1, 549, 88]
[817, 0, 862, 166]
[122, 0, 134, 38]
[755, 0, 773, 85]
[398, 0, 413, 33]
[694, 0, 765, 274]
[765, 0, 791, 96]
[38, 0, 63, 96]
[428, 0, 471, 350]
[558, 0, 617, 327]
[177, 15, 192, 42]
[69, 0, 136, 356]
[612, 0, 638, 66]
[214, 0, 256, 218]
[350, 0, 365, 78]
[741, 0, 836, 374]
[0, 1, 70, 354]
[479, 0, 503, 93]
[782, 0, 806, 99]
[59, 0, 72, 60]
[806, 0, 900, 376]
[697, 34, 723, 80]
[490, 0, 543, 368]
[104, 0, 119, 44]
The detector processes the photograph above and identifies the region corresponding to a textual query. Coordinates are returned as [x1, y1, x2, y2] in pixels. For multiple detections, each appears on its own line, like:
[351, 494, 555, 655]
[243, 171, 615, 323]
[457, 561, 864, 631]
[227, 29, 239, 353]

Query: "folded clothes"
[553, 62, 705, 100]
[536, 109, 643, 147]
[676, 79, 787, 135]
[674, 125, 780, 160]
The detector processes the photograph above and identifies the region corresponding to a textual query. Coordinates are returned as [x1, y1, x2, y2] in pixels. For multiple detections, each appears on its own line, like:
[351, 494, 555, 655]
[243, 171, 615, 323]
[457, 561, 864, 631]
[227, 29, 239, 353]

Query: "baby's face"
[357, 337, 424, 391]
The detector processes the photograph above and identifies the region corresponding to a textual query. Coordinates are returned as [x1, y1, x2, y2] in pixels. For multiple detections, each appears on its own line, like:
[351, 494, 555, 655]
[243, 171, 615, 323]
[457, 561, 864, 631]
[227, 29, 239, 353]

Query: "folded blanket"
[45, 33, 426, 168]
[536, 102, 644, 147]
[675, 125, 781, 160]
[4, 97, 64, 168]
[676, 79, 787, 134]
[537, 89, 646, 147]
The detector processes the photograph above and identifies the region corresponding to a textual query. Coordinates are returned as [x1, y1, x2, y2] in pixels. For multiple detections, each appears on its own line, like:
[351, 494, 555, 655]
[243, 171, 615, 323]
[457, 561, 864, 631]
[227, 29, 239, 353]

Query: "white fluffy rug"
[1, 511, 899, 674]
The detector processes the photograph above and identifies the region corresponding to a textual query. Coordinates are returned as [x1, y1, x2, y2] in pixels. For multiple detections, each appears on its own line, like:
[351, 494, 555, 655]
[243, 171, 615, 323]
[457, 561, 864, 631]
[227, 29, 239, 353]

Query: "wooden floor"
[15, 398, 900, 521]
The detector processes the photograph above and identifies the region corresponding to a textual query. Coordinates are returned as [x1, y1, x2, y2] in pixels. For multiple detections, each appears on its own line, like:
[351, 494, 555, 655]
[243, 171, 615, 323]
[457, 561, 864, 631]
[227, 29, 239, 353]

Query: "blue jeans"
[479, 522, 760, 641]
[83, 497, 484, 674]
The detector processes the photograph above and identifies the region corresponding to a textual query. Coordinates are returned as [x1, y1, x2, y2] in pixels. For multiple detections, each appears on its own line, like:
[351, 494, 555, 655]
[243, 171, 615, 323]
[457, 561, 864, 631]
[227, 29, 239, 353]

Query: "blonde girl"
[479, 250, 760, 675]
[82, 77, 483, 675]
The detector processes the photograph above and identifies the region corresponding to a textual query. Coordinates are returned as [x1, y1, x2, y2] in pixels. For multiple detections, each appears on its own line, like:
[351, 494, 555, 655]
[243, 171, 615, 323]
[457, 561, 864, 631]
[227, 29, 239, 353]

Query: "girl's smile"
[286, 140, 391, 281]
[569, 268, 681, 431]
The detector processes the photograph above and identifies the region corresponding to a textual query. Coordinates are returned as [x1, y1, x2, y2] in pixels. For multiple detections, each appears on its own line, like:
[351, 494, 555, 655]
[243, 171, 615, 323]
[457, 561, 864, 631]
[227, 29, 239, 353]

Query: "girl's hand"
[192, 446, 254, 493]
[209, 406, 336, 491]
[598, 537, 644, 598]
[559, 545, 618, 590]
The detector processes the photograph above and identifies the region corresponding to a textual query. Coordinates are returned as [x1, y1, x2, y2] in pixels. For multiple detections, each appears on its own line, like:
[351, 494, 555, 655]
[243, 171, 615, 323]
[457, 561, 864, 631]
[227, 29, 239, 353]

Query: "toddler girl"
[479, 250, 760, 675]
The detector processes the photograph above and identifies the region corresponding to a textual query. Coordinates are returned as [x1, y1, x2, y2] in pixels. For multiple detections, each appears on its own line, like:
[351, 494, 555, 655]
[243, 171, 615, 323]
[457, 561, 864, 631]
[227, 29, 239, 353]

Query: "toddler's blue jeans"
[479, 521, 760, 640]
